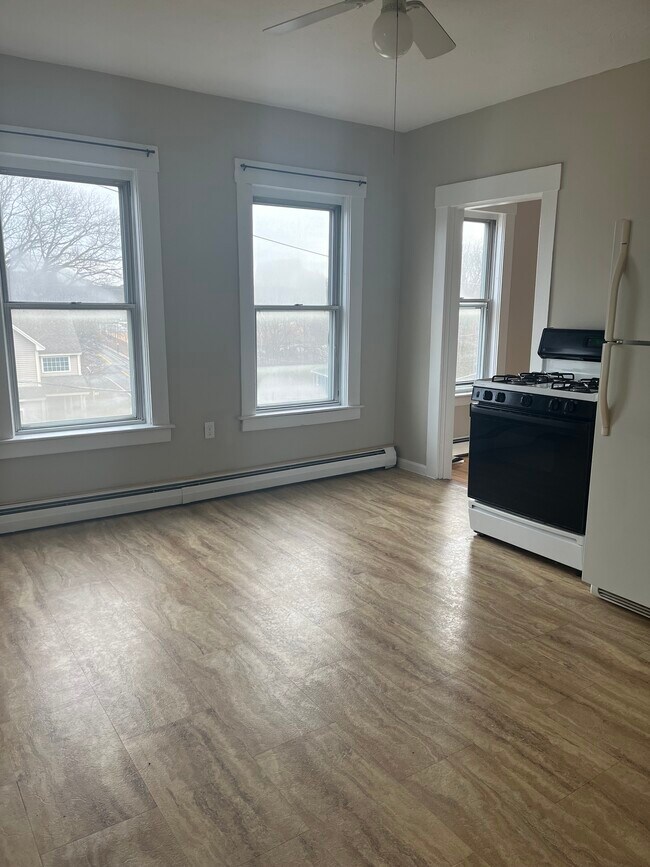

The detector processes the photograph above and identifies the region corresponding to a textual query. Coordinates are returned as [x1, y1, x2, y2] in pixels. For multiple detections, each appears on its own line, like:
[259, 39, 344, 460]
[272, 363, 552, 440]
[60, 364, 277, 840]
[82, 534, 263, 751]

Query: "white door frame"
[425, 164, 562, 479]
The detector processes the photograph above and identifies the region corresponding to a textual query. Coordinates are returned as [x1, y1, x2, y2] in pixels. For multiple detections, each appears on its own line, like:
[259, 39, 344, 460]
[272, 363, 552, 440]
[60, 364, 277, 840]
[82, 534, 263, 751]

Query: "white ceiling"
[1, 0, 649, 131]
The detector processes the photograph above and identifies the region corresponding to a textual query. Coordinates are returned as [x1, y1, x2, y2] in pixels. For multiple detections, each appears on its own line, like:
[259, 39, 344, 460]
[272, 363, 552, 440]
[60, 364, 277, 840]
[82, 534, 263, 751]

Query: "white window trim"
[235, 159, 365, 432]
[427, 163, 560, 479]
[454, 205, 516, 397]
[0, 423, 174, 459]
[0, 125, 172, 458]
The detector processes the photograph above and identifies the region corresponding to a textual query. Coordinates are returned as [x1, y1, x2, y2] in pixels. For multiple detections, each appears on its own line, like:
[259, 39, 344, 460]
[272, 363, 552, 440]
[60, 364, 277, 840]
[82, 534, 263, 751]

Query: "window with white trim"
[236, 160, 365, 431]
[455, 215, 498, 392]
[0, 127, 171, 457]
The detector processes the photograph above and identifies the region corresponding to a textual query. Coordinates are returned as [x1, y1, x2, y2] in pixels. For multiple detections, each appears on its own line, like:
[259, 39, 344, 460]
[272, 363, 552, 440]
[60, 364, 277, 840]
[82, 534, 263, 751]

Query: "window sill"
[0, 423, 174, 459]
[241, 405, 362, 432]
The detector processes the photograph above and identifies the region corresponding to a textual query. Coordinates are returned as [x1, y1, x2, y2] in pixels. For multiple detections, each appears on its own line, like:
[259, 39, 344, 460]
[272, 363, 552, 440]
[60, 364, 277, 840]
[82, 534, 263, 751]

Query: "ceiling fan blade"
[406, 1, 456, 59]
[264, 1, 371, 35]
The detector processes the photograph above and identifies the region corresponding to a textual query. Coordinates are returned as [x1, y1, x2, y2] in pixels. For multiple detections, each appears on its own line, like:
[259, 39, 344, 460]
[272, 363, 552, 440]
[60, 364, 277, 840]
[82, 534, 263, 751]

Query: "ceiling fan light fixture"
[264, 0, 456, 63]
[372, 5, 413, 59]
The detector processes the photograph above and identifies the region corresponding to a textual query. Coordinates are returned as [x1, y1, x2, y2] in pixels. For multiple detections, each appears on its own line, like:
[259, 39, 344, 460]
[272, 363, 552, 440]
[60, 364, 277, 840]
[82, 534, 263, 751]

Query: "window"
[0, 127, 171, 457]
[236, 160, 365, 431]
[455, 216, 497, 391]
[41, 356, 71, 374]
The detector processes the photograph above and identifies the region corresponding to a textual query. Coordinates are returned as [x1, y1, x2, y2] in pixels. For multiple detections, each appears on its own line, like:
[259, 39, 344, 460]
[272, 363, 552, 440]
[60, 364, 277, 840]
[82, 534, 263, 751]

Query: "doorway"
[451, 199, 542, 486]
[425, 164, 562, 480]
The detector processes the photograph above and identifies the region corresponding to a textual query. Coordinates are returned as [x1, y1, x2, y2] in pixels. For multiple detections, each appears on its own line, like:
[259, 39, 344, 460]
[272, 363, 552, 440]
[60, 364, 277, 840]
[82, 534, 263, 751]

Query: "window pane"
[252, 203, 331, 305]
[460, 220, 490, 299]
[11, 309, 135, 426]
[456, 307, 483, 383]
[0, 174, 125, 302]
[256, 310, 333, 407]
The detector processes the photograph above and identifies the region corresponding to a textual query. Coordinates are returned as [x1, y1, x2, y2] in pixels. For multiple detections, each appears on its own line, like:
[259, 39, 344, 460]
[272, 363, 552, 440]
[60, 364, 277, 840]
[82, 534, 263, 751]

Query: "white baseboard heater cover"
[468, 500, 585, 570]
[0, 445, 396, 534]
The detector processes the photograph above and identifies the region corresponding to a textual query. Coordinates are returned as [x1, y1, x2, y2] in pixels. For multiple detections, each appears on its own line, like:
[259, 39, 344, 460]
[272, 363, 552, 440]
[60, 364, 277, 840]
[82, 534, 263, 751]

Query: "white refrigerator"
[583, 220, 650, 614]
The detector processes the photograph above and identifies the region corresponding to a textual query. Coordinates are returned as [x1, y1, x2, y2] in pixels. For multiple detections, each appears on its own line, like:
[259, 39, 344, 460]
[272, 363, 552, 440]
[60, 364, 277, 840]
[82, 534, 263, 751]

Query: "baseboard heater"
[0, 445, 396, 535]
[591, 586, 650, 620]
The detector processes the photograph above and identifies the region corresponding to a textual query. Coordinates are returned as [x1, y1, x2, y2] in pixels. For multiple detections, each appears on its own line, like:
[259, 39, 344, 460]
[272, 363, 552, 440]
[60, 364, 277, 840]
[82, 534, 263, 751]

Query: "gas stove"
[473, 372, 600, 404]
[468, 328, 605, 571]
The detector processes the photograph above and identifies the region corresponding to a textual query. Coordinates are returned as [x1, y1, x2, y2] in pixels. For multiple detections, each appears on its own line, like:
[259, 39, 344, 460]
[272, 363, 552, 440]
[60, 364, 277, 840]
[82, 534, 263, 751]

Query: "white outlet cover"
[204, 421, 215, 439]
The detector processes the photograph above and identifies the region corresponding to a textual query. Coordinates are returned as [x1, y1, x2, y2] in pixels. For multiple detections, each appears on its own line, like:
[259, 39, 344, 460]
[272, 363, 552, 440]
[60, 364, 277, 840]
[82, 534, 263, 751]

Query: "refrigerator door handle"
[599, 341, 613, 436]
[604, 219, 631, 343]
[599, 219, 631, 437]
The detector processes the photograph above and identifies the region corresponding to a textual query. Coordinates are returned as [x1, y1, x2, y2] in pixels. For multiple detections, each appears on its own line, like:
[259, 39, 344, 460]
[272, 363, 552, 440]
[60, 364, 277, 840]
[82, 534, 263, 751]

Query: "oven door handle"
[470, 405, 592, 429]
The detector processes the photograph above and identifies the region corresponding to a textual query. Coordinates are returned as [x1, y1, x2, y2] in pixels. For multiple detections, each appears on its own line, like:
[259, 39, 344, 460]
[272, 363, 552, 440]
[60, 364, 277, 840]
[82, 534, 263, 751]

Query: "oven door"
[468, 404, 595, 534]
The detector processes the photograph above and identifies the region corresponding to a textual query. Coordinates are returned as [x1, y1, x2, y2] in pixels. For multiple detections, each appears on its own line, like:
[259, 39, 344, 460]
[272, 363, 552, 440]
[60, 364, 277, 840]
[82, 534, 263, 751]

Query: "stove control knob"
[483, 390, 493, 401]
[496, 392, 506, 402]
[565, 400, 577, 413]
[520, 394, 533, 408]
[549, 398, 561, 412]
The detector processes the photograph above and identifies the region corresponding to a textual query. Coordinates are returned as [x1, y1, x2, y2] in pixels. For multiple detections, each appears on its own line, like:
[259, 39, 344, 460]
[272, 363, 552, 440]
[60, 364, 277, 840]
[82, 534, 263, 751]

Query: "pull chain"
[393, 4, 399, 153]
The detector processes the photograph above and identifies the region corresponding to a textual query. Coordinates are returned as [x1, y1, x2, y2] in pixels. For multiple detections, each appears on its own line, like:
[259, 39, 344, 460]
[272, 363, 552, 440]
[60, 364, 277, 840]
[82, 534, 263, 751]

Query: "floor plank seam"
[14, 779, 44, 867]
[36, 803, 163, 860]
[41, 592, 170, 857]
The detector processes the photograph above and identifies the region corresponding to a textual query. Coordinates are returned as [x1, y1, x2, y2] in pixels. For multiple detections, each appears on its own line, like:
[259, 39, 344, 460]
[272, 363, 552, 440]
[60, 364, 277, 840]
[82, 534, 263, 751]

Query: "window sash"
[252, 198, 343, 412]
[456, 301, 489, 387]
[7, 307, 140, 431]
[461, 216, 495, 300]
[252, 197, 341, 308]
[456, 215, 497, 390]
[0, 172, 145, 432]
[254, 307, 340, 411]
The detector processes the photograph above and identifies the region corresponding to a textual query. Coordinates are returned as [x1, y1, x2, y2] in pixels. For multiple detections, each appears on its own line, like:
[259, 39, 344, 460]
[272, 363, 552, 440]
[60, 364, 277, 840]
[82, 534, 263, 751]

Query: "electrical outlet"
[204, 421, 215, 440]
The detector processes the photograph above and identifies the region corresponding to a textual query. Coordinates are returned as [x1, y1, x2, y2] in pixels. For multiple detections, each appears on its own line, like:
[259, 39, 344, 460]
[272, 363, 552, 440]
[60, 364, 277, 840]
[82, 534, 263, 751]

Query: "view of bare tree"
[0, 174, 123, 296]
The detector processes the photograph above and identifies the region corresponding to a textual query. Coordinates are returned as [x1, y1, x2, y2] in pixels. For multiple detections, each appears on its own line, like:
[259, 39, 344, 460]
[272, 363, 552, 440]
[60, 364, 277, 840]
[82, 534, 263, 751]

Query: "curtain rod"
[0, 128, 155, 157]
[240, 162, 366, 186]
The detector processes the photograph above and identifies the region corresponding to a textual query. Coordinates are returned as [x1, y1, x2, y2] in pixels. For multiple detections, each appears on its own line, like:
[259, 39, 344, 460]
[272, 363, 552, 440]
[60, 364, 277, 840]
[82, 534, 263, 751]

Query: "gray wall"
[0, 54, 401, 505]
[397, 60, 650, 464]
[1, 55, 647, 499]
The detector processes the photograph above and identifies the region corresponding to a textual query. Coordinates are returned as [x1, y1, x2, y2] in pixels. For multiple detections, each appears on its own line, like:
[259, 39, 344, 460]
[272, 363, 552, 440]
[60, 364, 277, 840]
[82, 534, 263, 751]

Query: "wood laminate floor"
[1, 468, 649, 866]
[451, 457, 469, 486]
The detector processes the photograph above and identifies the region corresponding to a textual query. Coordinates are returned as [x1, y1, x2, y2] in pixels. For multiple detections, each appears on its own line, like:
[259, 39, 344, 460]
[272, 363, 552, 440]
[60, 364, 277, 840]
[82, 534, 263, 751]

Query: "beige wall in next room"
[453, 199, 541, 441]
[505, 200, 542, 374]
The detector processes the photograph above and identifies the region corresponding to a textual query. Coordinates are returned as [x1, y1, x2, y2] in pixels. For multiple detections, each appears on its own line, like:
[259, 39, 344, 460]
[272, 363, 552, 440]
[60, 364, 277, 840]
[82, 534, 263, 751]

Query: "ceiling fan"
[264, 0, 456, 61]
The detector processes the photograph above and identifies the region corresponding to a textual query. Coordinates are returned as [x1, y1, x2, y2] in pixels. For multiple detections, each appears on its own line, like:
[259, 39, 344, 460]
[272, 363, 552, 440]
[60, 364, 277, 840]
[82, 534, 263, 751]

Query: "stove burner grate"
[492, 372, 575, 386]
[551, 377, 600, 393]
